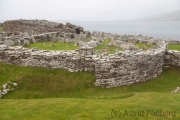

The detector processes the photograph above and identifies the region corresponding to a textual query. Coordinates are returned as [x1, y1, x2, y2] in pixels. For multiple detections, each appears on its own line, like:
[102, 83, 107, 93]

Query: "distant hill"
[136, 10, 180, 21]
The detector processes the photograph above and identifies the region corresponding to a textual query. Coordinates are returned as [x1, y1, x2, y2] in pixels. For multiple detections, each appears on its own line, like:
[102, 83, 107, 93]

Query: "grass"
[26, 41, 79, 50]
[25, 39, 122, 54]
[0, 62, 95, 99]
[0, 63, 180, 119]
[86, 36, 91, 42]
[0, 26, 2, 31]
[0, 93, 180, 120]
[135, 43, 155, 49]
[94, 39, 122, 54]
[135, 43, 180, 51]
[0, 62, 180, 99]
[168, 44, 180, 51]
[1, 39, 180, 119]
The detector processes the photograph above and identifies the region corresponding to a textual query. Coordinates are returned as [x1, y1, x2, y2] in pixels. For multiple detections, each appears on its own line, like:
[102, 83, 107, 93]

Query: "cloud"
[0, 0, 180, 21]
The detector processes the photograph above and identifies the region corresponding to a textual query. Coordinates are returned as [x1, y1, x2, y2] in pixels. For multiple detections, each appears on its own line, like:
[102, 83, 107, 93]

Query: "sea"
[61, 21, 180, 41]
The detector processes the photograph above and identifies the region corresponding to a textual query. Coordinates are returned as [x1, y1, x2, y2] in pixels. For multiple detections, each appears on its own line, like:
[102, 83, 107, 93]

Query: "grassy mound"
[26, 41, 79, 50]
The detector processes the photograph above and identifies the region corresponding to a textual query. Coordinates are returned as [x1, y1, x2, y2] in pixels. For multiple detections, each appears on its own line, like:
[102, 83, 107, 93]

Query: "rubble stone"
[0, 41, 168, 88]
[1, 19, 179, 88]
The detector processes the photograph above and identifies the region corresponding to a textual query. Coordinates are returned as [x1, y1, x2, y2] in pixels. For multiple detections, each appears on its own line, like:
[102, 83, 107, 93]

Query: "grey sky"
[0, 0, 180, 22]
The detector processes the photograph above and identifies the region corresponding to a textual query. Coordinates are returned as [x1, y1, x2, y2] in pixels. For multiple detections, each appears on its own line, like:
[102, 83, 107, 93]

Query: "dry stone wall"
[165, 50, 180, 67]
[0, 32, 88, 47]
[94, 42, 167, 87]
[0, 45, 95, 72]
[0, 41, 168, 88]
[1, 19, 177, 88]
[1, 19, 90, 47]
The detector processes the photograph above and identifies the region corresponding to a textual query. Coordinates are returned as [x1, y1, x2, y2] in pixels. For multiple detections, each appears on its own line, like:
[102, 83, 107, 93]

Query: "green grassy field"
[168, 44, 180, 51]
[0, 93, 179, 120]
[94, 39, 122, 54]
[26, 39, 122, 54]
[1, 38, 180, 119]
[26, 41, 79, 50]
[0, 26, 2, 31]
[0, 62, 179, 99]
[135, 43, 155, 49]
[22, 39, 180, 54]
[0, 62, 180, 119]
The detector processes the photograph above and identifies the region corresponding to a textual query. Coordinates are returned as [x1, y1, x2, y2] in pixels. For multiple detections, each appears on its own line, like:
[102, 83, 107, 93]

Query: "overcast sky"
[0, 0, 180, 22]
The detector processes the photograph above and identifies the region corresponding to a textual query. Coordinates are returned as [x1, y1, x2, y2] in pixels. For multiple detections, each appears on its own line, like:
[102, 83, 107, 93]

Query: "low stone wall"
[94, 42, 167, 87]
[0, 19, 175, 88]
[166, 40, 180, 44]
[0, 31, 89, 47]
[0, 41, 168, 88]
[113, 40, 139, 51]
[0, 45, 95, 72]
[165, 50, 180, 67]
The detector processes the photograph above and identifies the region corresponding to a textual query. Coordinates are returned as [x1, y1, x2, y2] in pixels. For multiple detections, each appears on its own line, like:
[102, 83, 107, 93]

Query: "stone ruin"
[1, 19, 90, 47]
[0, 19, 180, 88]
[0, 81, 18, 99]
[171, 87, 180, 93]
[3, 19, 84, 35]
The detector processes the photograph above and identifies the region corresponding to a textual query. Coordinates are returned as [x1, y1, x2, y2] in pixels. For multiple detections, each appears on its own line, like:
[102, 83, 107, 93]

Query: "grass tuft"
[135, 43, 155, 49]
[0, 26, 2, 31]
[26, 41, 79, 50]
[168, 44, 180, 51]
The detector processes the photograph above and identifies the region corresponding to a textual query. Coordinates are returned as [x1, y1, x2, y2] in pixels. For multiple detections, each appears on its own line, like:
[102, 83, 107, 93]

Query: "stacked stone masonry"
[1, 20, 92, 47]
[0, 41, 167, 88]
[3, 19, 84, 35]
[1, 19, 180, 88]
[165, 50, 180, 67]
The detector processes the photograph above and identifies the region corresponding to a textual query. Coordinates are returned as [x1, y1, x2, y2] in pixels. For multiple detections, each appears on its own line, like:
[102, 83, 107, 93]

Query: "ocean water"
[70, 21, 180, 40]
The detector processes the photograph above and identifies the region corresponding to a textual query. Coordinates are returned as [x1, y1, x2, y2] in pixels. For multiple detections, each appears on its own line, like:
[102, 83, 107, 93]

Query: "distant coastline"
[135, 10, 180, 21]
[1, 19, 180, 40]
[54, 21, 180, 40]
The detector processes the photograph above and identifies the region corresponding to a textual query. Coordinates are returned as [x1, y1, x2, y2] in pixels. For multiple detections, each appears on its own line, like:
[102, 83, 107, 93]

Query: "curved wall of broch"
[1, 19, 180, 88]
[0, 41, 168, 88]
